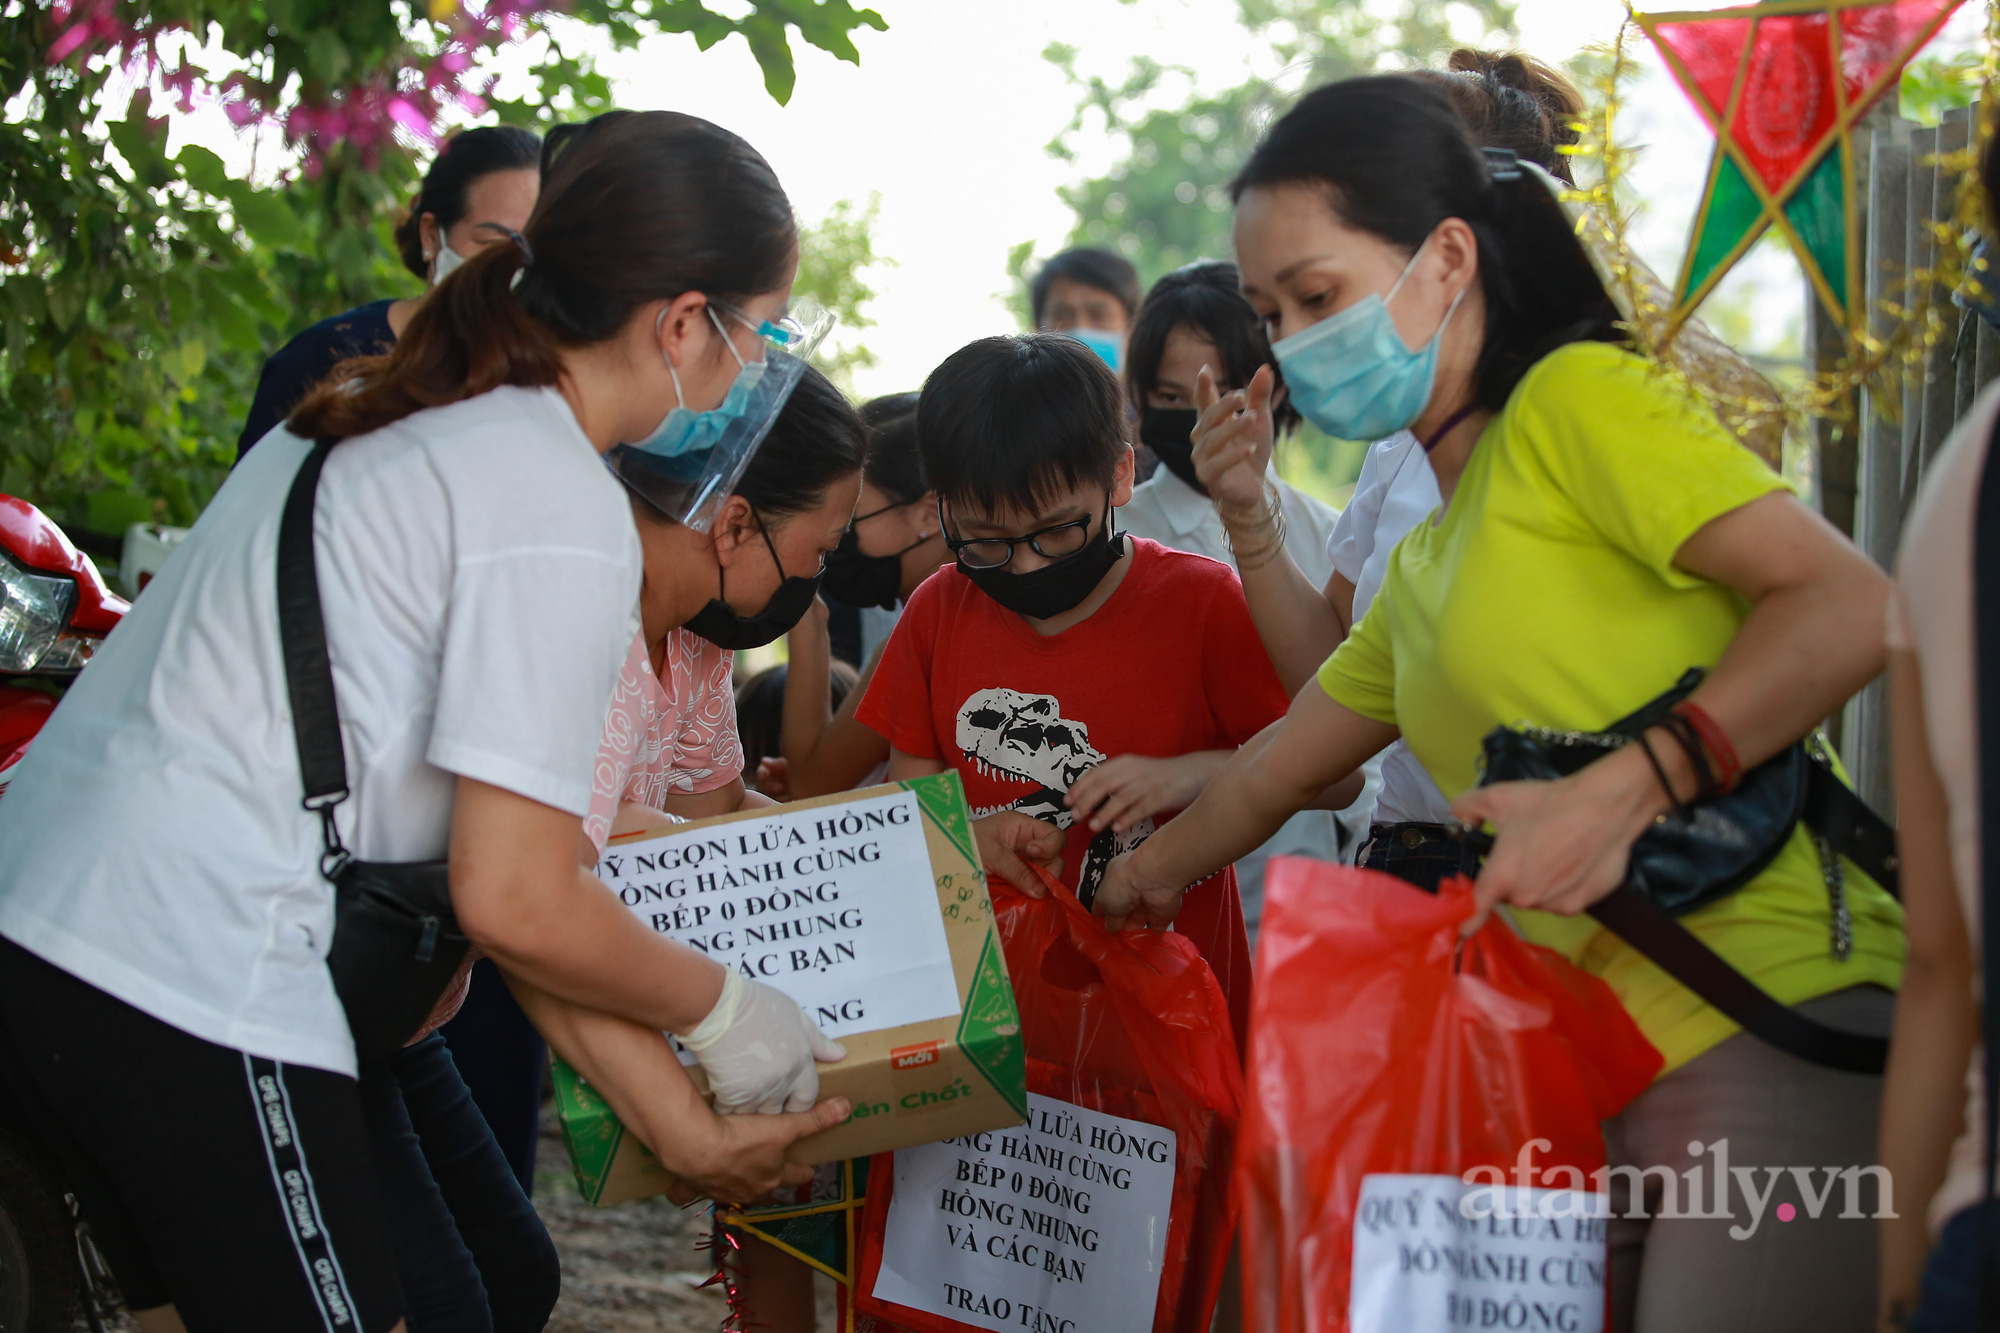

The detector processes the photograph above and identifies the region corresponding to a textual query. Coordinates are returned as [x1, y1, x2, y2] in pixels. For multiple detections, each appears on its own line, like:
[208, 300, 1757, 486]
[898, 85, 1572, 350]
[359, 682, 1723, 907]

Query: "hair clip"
[1482, 147, 1523, 184]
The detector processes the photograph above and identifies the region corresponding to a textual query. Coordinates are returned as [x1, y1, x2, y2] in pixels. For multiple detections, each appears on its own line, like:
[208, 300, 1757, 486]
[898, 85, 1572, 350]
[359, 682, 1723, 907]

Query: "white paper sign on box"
[1348, 1174, 1608, 1333]
[596, 788, 961, 1039]
[870, 1092, 1176, 1333]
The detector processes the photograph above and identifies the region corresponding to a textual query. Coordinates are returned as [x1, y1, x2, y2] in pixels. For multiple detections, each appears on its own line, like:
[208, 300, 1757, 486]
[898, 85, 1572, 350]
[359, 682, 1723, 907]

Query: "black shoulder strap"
[1588, 887, 1888, 1074]
[276, 438, 352, 866]
[1975, 407, 2000, 1242]
[1803, 760, 1900, 897]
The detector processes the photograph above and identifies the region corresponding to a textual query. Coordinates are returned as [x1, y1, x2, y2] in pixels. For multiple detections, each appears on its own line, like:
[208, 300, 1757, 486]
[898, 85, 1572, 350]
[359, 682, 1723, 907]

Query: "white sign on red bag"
[870, 1093, 1176, 1333]
[1348, 1174, 1609, 1333]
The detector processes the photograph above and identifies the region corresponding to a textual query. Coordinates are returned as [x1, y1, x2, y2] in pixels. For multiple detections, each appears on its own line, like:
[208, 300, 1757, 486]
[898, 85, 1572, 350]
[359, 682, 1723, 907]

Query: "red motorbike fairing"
[0, 495, 129, 633]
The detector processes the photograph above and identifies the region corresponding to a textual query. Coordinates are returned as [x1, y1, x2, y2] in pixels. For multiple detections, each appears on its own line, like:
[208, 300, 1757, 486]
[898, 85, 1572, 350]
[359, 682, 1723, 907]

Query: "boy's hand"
[1191, 363, 1276, 515]
[1092, 850, 1186, 932]
[1065, 754, 1216, 835]
[754, 755, 790, 799]
[975, 811, 1066, 897]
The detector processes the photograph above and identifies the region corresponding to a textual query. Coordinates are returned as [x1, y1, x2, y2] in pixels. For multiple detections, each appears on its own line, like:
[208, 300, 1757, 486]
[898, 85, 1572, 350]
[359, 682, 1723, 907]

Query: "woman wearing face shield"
[1094, 77, 1902, 1330]
[0, 110, 848, 1333]
[235, 124, 542, 460]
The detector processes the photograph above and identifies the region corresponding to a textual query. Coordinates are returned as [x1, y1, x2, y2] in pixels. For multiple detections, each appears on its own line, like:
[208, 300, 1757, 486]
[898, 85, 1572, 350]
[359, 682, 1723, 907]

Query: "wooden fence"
[1836, 102, 1998, 812]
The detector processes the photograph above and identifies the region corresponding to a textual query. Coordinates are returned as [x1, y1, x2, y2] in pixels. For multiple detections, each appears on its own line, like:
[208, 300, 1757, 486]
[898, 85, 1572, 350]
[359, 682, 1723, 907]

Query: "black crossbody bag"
[280, 438, 470, 1061]
[1460, 669, 1899, 1074]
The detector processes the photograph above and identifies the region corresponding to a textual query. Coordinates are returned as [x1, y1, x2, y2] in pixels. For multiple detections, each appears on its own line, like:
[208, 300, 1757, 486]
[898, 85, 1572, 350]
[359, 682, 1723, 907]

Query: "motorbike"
[0, 495, 130, 1331]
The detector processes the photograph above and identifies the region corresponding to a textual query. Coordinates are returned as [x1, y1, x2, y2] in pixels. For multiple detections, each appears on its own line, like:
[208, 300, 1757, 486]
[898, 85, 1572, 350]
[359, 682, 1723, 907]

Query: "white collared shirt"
[1323, 432, 1455, 826]
[1121, 465, 1341, 585]
[1119, 465, 1345, 934]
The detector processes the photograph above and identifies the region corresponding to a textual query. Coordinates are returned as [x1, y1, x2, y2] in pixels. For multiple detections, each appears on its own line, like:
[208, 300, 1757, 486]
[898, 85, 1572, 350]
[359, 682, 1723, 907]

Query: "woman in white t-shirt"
[1879, 381, 1997, 1331]
[0, 111, 847, 1333]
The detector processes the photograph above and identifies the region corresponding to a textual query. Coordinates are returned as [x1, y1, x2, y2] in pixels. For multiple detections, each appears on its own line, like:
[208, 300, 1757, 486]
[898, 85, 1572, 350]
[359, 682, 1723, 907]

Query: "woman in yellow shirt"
[1096, 76, 1902, 1332]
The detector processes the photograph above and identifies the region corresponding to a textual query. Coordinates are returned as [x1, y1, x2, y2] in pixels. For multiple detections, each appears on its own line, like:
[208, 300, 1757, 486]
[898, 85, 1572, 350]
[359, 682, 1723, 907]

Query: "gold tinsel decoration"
[1559, 13, 1995, 463]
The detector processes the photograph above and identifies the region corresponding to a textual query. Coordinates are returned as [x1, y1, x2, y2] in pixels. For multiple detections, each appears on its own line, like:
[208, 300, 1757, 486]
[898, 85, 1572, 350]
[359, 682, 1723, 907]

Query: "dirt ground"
[534, 1113, 843, 1333]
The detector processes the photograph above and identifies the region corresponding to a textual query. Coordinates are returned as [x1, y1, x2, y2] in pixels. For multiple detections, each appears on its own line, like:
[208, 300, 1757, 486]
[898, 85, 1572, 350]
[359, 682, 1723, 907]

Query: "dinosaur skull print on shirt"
[853, 539, 1294, 1038]
[954, 686, 1154, 904]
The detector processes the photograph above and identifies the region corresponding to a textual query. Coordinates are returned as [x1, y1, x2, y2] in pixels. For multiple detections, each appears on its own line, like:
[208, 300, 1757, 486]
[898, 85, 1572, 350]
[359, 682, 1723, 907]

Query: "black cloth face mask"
[684, 508, 824, 650]
[950, 500, 1125, 621]
[1139, 406, 1203, 495]
[820, 512, 928, 612]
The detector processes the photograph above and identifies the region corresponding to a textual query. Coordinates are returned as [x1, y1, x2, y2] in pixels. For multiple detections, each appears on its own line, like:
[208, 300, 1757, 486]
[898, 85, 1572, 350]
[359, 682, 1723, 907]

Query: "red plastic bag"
[1239, 861, 1662, 1333]
[857, 869, 1242, 1333]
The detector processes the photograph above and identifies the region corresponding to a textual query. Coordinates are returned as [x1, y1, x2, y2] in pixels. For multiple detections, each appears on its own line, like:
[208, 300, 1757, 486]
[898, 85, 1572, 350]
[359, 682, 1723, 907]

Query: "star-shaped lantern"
[1635, 0, 1965, 339]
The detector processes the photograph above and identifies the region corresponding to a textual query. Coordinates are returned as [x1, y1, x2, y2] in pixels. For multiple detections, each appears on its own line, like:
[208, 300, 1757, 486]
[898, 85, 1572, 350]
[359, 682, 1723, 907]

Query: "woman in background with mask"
[1117, 260, 1345, 938]
[236, 125, 542, 459]
[775, 392, 951, 799]
[1095, 75, 1902, 1331]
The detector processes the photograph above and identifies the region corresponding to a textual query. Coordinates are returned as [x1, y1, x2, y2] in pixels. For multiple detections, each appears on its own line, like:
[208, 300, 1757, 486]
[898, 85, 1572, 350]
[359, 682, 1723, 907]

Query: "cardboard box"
[553, 772, 1028, 1207]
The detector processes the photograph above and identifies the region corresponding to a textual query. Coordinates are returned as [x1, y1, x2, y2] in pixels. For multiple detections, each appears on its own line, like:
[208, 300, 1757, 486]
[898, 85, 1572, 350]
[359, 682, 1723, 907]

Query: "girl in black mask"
[774, 393, 950, 799]
[1118, 261, 1347, 938]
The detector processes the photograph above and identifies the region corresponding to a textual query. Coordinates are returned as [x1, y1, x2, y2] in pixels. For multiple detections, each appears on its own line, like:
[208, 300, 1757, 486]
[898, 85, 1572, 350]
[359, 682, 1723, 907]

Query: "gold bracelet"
[1223, 481, 1285, 557]
[1219, 479, 1281, 540]
[1228, 491, 1289, 573]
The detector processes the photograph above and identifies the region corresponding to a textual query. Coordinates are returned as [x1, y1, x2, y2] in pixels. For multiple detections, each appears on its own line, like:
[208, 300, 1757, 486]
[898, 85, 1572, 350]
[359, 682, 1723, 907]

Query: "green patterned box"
[553, 772, 1028, 1207]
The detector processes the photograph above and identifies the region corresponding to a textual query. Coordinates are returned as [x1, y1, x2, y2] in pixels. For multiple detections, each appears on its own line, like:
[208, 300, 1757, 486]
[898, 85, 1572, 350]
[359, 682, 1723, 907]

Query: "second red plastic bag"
[1238, 861, 1663, 1333]
[856, 868, 1242, 1333]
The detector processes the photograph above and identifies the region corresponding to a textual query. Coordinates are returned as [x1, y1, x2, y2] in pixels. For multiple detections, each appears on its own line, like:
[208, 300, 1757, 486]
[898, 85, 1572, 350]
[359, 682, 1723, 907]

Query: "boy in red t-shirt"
[855, 333, 1301, 1040]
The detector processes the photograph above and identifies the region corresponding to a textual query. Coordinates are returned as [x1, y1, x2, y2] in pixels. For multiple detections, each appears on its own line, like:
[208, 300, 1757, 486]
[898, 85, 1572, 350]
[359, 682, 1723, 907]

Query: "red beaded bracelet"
[1671, 700, 1742, 794]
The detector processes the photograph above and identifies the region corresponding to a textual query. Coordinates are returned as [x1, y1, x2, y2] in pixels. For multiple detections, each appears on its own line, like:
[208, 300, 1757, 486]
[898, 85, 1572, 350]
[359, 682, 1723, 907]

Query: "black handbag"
[279, 438, 471, 1062]
[1461, 668, 1900, 1074]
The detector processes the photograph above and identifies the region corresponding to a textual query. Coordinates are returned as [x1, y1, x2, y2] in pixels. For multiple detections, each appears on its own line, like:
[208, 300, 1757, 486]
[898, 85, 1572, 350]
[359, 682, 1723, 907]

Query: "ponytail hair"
[1232, 75, 1620, 413]
[1412, 49, 1584, 185]
[292, 110, 797, 441]
[392, 124, 542, 278]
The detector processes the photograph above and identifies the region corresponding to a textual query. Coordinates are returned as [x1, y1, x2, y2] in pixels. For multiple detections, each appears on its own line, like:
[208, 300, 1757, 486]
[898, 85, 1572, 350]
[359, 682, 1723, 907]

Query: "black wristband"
[1658, 713, 1719, 803]
[1632, 730, 1682, 810]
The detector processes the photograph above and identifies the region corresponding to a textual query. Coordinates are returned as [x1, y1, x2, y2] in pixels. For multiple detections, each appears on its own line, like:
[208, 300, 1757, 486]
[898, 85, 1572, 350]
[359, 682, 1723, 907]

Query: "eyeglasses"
[715, 296, 836, 363]
[851, 497, 919, 528]
[938, 500, 1096, 571]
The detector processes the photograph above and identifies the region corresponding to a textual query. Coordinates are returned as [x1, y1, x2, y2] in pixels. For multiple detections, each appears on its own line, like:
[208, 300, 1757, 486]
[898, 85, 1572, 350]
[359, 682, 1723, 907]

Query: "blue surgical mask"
[1067, 326, 1123, 372]
[629, 307, 760, 460]
[607, 307, 809, 532]
[1271, 234, 1465, 442]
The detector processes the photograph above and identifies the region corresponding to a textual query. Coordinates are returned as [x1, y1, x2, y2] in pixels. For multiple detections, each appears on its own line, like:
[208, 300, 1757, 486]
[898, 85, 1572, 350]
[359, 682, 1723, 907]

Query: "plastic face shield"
[605, 297, 836, 533]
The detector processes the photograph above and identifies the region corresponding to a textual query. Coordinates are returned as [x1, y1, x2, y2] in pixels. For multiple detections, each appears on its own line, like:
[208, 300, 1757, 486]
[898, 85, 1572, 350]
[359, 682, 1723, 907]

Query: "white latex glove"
[675, 967, 846, 1114]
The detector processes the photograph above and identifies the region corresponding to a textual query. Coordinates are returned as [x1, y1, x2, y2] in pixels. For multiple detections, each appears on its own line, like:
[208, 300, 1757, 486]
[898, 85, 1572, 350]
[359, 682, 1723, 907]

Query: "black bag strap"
[276, 437, 352, 875]
[1975, 407, 2000, 1277]
[1587, 886, 1887, 1074]
[1803, 758, 1900, 897]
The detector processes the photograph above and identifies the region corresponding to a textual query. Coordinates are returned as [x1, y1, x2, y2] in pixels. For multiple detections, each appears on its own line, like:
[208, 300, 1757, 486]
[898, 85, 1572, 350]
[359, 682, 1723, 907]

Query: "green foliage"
[1900, 47, 1982, 127]
[0, 0, 885, 535]
[1026, 0, 1519, 296]
[793, 194, 892, 392]
[1018, 0, 1517, 503]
